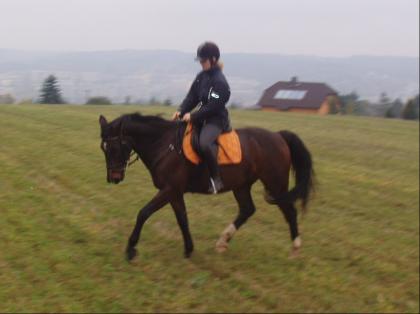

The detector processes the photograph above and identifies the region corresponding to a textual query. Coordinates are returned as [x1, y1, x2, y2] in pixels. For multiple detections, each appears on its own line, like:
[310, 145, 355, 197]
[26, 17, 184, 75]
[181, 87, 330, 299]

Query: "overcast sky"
[0, 0, 418, 57]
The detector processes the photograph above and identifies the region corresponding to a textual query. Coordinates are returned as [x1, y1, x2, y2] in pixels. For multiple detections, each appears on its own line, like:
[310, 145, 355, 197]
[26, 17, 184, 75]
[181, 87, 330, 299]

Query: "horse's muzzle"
[107, 169, 125, 184]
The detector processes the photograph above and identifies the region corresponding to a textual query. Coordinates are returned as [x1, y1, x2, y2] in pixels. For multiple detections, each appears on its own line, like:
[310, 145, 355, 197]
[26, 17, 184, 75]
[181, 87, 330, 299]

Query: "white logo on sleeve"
[211, 91, 220, 99]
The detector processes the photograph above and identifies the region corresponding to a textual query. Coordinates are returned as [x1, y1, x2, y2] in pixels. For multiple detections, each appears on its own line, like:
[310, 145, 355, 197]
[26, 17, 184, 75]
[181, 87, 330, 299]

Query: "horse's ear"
[99, 115, 107, 127]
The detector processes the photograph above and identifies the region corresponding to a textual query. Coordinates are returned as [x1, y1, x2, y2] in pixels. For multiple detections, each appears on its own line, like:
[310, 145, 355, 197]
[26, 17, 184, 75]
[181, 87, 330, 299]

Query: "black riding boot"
[205, 144, 224, 194]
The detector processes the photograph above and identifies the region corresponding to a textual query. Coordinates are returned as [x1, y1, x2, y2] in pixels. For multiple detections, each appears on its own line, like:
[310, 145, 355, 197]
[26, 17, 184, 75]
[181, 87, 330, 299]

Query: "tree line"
[0, 75, 173, 107]
[1, 74, 419, 120]
[330, 91, 419, 120]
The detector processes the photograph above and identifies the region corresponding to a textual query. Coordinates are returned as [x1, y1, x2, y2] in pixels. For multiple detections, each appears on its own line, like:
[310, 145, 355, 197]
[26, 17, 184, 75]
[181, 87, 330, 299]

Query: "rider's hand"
[172, 111, 181, 120]
[182, 113, 191, 122]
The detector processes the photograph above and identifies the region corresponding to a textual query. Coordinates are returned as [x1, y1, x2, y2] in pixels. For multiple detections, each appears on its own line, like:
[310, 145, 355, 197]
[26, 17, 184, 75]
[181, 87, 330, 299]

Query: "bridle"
[101, 119, 185, 174]
[101, 122, 140, 172]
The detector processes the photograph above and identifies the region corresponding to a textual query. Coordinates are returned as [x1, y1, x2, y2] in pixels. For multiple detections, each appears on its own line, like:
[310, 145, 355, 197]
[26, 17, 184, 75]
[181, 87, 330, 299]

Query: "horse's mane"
[116, 112, 176, 130]
[116, 113, 184, 152]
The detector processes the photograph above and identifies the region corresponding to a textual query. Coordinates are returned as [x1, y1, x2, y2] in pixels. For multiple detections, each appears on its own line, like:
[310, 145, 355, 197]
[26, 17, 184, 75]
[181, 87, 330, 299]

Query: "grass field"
[0, 104, 418, 313]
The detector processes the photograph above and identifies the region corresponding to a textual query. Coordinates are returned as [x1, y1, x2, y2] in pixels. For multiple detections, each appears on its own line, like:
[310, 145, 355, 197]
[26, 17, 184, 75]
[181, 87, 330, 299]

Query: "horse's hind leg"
[277, 201, 301, 258]
[261, 173, 301, 258]
[215, 185, 256, 252]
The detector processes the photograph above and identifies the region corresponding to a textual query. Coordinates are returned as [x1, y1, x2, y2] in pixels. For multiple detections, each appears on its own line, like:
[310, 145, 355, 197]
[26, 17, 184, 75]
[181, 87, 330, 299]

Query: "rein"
[127, 151, 139, 167]
[113, 119, 185, 171]
[146, 120, 184, 170]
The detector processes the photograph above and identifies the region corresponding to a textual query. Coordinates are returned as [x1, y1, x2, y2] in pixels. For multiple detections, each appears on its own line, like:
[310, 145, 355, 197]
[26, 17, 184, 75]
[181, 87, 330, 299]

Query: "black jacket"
[179, 67, 231, 131]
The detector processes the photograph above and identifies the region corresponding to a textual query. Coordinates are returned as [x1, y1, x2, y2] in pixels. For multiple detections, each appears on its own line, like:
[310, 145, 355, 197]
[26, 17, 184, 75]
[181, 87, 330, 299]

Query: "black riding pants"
[199, 123, 223, 178]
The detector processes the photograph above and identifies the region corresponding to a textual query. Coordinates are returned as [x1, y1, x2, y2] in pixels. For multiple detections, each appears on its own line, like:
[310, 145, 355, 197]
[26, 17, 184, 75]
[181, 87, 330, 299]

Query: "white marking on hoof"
[289, 236, 301, 259]
[224, 224, 237, 238]
[293, 236, 302, 249]
[215, 239, 228, 253]
[215, 223, 236, 253]
[288, 247, 300, 259]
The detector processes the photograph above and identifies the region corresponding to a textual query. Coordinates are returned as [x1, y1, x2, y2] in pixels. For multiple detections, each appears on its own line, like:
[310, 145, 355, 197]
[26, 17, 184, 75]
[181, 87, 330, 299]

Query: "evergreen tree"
[39, 75, 64, 104]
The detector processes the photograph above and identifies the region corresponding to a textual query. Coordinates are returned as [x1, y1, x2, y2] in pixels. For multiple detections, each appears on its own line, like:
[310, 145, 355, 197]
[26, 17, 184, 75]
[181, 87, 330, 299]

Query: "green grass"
[0, 104, 418, 313]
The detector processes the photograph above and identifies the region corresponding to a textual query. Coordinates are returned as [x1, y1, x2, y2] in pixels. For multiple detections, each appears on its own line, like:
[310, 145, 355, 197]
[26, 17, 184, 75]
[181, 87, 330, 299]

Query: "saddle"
[182, 123, 242, 165]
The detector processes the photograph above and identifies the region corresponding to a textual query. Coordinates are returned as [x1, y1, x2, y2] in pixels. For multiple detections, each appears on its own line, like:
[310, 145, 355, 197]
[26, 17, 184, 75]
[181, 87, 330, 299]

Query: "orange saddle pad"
[182, 123, 242, 165]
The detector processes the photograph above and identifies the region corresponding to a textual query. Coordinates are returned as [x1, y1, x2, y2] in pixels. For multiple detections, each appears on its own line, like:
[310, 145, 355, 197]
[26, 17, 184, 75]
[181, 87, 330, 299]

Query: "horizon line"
[0, 47, 418, 59]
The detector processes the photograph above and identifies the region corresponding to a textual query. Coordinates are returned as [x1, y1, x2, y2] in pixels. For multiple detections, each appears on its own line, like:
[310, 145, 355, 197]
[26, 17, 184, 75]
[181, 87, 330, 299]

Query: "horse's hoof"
[288, 248, 300, 259]
[126, 247, 137, 261]
[184, 251, 193, 258]
[215, 241, 228, 253]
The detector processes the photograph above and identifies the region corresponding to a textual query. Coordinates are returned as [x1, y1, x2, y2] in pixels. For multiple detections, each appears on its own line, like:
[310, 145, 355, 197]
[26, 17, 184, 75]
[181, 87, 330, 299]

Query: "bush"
[18, 98, 34, 105]
[327, 96, 339, 114]
[385, 99, 403, 119]
[0, 94, 16, 104]
[402, 97, 419, 120]
[163, 98, 172, 106]
[85, 96, 112, 105]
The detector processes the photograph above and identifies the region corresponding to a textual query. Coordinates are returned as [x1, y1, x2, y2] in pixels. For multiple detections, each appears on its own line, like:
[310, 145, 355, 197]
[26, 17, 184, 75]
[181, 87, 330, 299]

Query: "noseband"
[101, 134, 139, 172]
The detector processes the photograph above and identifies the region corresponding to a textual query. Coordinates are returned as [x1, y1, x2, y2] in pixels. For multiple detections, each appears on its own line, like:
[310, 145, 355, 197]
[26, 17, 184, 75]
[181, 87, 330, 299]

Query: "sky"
[0, 0, 418, 57]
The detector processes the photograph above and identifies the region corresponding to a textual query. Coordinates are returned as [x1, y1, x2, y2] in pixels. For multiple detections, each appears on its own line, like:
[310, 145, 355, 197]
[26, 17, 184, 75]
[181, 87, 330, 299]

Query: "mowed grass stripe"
[0, 105, 418, 312]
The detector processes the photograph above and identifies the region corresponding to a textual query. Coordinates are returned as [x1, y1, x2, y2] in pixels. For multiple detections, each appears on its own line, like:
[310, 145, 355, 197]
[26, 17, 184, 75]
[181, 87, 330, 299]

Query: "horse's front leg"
[170, 195, 194, 258]
[126, 189, 171, 261]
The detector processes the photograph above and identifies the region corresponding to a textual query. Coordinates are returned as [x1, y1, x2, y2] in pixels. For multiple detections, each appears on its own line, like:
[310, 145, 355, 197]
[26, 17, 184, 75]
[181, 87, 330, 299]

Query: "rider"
[172, 41, 231, 194]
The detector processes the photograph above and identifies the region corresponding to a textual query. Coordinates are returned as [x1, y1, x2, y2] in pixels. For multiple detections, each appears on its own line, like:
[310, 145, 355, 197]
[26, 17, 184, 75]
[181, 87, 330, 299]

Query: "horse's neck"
[126, 122, 176, 170]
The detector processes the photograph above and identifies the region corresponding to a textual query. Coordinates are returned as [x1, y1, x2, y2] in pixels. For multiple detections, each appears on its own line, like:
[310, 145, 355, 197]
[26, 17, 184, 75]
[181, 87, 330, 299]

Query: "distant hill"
[0, 49, 418, 106]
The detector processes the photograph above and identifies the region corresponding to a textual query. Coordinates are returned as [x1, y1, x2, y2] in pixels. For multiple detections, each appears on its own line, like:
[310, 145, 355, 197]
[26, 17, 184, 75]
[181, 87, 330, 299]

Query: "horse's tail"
[277, 130, 315, 212]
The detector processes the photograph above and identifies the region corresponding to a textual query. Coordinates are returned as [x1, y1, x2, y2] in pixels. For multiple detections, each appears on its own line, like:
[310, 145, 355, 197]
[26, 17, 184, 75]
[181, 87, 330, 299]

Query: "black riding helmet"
[196, 42, 220, 62]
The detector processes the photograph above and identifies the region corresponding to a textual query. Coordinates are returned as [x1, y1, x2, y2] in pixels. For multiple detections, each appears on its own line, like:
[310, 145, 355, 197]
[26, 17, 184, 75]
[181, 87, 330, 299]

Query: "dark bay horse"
[99, 113, 314, 261]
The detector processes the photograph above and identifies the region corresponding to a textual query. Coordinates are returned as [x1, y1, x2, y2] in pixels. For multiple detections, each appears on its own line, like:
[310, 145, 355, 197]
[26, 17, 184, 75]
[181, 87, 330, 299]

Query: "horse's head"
[99, 115, 133, 184]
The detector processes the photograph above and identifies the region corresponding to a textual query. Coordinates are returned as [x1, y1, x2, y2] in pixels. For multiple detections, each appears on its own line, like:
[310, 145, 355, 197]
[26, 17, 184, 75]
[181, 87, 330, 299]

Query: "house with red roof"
[256, 77, 340, 114]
